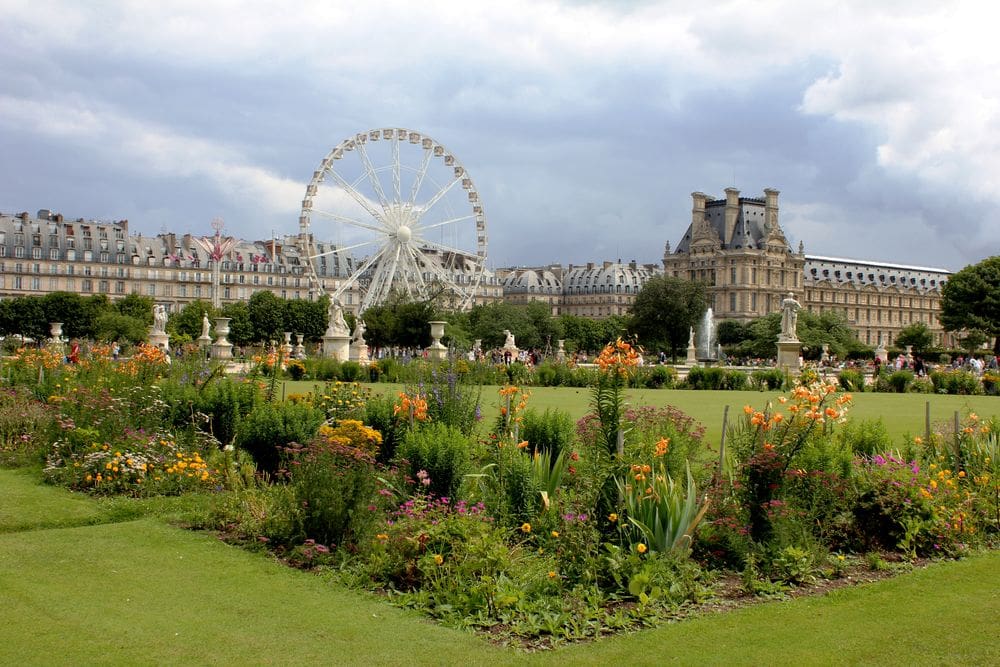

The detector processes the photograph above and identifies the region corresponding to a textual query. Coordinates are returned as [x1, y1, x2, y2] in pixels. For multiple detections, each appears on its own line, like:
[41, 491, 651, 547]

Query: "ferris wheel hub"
[396, 224, 412, 243]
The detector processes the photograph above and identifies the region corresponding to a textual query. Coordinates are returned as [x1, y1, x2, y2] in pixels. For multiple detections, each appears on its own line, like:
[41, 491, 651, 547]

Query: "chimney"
[724, 187, 740, 245]
[764, 188, 779, 232]
[691, 191, 707, 228]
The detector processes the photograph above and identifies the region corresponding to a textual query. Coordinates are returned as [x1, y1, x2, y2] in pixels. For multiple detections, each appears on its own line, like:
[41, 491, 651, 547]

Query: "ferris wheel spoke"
[417, 213, 475, 233]
[323, 168, 386, 222]
[355, 142, 391, 210]
[402, 245, 429, 294]
[309, 207, 385, 234]
[414, 237, 477, 259]
[413, 177, 461, 222]
[420, 249, 462, 292]
[310, 237, 381, 259]
[408, 146, 433, 207]
[369, 244, 402, 305]
[391, 135, 401, 204]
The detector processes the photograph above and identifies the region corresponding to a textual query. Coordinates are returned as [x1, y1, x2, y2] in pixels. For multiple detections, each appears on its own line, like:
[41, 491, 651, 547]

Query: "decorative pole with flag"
[191, 218, 238, 308]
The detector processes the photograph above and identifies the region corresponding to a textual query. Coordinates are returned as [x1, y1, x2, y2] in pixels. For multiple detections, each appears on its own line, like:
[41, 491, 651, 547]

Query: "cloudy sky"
[2, 0, 998, 272]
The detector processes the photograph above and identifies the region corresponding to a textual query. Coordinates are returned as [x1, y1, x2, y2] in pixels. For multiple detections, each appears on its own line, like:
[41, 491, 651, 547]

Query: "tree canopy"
[627, 276, 708, 360]
[939, 256, 1000, 353]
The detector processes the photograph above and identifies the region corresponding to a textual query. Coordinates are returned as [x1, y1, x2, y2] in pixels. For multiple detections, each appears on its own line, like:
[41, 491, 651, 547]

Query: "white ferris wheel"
[298, 128, 488, 312]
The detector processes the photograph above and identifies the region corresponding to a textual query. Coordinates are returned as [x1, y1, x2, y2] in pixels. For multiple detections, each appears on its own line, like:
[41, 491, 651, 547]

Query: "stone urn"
[211, 317, 233, 359]
[426, 320, 448, 361]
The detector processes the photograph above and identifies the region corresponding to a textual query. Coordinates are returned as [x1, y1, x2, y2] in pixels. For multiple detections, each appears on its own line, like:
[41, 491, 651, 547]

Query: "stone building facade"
[663, 189, 954, 348]
[499, 260, 661, 318]
[0, 209, 501, 316]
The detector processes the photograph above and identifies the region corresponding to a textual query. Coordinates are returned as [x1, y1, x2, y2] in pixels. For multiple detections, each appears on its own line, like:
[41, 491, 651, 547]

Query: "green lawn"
[1, 469, 998, 665]
[289, 380, 1000, 449]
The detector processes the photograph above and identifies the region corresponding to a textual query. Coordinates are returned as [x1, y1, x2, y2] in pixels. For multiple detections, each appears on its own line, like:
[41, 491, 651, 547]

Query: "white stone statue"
[780, 292, 801, 340]
[351, 319, 367, 346]
[201, 313, 211, 339]
[503, 329, 516, 350]
[328, 300, 349, 337]
[152, 304, 168, 334]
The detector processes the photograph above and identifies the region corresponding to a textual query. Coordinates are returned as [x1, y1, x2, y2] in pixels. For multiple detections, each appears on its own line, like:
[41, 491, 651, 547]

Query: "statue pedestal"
[323, 335, 350, 360]
[777, 340, 802, 374]
[197, 334, 212, 350]
[686, 342, 697, 365]
[875, 344, 889, 364]
[555, 339, 566, 364]
[349, 342, 369, 365]
[149, 332, 170, 351]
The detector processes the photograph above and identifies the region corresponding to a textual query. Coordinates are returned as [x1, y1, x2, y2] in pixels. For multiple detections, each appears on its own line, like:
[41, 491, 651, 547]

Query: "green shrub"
[281, 437, 379, 549]
[642, 365, 677, 389]
[339, 361, 363, 382]
[395, 423, 473, 500]
[837, 418, 892, 456]
[751, 369, 786, 391]
[723, 369, 749, 390]
[364, 393, 407, 464]
[306, 357, 342, 381]
[886, 370, 915, 393]
[521, 408, 575, 459]
[837, 368, 866, 392]
[930, 369, 981, 395]
[234, 400, 325, 474]
[0, 386, 56, 467]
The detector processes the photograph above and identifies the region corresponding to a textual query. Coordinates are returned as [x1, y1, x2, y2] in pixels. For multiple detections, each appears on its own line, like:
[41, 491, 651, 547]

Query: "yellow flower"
[376, 533, 388, 541]
[433, 554, 444, 566]
[636, 543, 648, 554]
[548, 571, 557, 579]
[550, 531, 559, 538]
[914, 436, 924, 445]
[608, 513, 618, 522]
[521, 523, 532, 533]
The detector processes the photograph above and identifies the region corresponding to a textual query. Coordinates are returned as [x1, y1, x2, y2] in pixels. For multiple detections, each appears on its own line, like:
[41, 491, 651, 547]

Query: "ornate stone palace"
[1, 190, 955, 349]
[501, 188, 954, 349]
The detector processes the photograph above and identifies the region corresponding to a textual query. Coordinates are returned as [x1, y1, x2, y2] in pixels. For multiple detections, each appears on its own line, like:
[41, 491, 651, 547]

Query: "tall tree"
[895, 322, 934, 354]
[627, 276, 708, 361]
[940, 256, 1000, 353]
[220, 301, 253, 347]
[248, 291, 285, 343]
[116, 294, 155, 326]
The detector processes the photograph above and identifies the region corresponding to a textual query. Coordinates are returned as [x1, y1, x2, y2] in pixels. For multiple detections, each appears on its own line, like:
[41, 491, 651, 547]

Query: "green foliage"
[248, 291, 285, 343]
[395, 423, 473, 500]
[929, 369, 981, 395]
[885, 370, 915, 393]
[685, 366, 749, 390]
[837, 368, 866, 392]
[628, 275, 708, 360]
[168, 299, 215, 340]
[234, 400, 325, 474]
[521, 408, 575, 460]
[750, 369, 786, 391]
[717, 319, 751, 346]
[939, 256, 1000, 353]
[363, 393, 407, 464]
[0, 386, 56, 467]
[93, 312, 147, 344]
[279, 438, 380, 549]
[114, 294, 154, 324]
[895, 323, 934, 353]
[837, 418, 892, 456]
[220, 301, 253, 347]
[616, 464, 709, 556]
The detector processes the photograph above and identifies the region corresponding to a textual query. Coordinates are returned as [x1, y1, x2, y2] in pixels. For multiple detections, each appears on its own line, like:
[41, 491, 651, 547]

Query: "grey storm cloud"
[1, 0, 998, 274]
